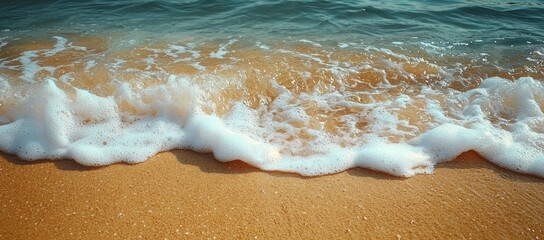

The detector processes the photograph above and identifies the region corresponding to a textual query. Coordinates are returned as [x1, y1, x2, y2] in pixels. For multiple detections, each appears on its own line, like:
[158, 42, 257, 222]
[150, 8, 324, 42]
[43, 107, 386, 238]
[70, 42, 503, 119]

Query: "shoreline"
[1, 150, 543, 239]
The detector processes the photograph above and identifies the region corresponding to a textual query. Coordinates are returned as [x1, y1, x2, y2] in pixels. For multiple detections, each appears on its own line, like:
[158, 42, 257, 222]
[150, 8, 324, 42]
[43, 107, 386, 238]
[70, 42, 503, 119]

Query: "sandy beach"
[0, 150, 543, 239]
[2, 1, 544, 239]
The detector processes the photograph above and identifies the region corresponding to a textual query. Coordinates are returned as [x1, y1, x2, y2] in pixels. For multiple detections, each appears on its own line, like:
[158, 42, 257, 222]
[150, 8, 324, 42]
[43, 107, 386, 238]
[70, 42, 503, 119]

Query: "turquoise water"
[1, 0, 543, 43]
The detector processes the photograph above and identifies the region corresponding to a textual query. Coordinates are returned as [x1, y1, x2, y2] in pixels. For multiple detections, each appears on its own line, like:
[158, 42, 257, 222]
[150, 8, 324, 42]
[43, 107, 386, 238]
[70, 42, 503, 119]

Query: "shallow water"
[0, 0, 543, 177]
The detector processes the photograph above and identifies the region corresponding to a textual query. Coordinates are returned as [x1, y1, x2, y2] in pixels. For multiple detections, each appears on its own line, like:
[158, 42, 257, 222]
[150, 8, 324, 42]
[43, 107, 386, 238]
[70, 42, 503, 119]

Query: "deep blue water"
[1, 0, 543, 45]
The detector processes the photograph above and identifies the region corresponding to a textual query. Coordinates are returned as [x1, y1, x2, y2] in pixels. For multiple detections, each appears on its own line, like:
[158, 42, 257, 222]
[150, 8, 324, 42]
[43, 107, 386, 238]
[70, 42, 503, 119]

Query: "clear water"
[0, 0, 543, 177]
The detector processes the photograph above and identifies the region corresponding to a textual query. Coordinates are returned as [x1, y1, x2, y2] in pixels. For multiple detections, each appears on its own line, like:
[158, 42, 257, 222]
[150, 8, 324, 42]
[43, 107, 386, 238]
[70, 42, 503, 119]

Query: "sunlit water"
[0, 0, 543, 177]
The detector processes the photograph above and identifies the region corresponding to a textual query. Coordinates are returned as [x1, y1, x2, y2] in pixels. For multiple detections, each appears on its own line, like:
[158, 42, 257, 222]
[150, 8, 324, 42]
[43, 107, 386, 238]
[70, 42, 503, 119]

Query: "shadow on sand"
[3, 152, 110, 172]
[170, 149, 308, 179]
[173, 149, 544, 182]
[170, 149, 403, 180]
[436, 151, 544, 183]
[2, 150, 542, 182]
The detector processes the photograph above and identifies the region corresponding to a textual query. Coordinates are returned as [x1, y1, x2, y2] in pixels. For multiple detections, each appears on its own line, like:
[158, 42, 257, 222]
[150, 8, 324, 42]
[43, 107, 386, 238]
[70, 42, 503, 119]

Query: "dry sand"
[1, 150, 543, 239]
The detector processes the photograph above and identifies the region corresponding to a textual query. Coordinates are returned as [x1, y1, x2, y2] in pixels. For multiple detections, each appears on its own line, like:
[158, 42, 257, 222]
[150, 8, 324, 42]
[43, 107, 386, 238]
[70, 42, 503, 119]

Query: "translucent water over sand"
[0, 1, 543, 177]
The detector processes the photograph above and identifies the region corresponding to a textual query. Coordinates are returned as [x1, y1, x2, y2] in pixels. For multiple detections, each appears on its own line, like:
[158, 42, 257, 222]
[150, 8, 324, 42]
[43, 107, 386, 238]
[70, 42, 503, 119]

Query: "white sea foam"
[210, 39, 237, 59]
[0, 36, 542, 177]
[163, 44, 201, 62]
[84, 60, 96, 72]
[4, 36, 91, 82]
[18, 50, 43, 82]
[0, 75, 542, 177]
[0, 37, 8, 49]
[44, 36, 69, 56]
[256, 41, 270, 50]
[299, 39, 322, 47]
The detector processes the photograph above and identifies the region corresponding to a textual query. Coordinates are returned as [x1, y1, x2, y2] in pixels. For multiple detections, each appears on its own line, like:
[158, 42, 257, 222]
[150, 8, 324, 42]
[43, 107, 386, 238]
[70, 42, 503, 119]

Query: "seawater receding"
[0, 35, 543, 177]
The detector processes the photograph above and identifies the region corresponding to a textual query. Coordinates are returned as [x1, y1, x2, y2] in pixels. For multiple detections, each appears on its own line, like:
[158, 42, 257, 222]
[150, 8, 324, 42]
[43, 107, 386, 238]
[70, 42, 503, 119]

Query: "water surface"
[0, 0, 543, 177]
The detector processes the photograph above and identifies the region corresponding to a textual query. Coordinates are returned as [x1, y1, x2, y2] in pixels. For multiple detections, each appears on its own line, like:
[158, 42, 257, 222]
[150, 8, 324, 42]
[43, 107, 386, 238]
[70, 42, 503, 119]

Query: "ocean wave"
[0, 0, 543, 177]
[0, 35, 542, 177]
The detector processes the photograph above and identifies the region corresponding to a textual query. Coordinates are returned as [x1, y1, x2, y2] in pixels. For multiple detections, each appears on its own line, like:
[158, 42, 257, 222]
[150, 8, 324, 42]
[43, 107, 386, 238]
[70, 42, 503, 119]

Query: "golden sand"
[0, 151, 543, 239]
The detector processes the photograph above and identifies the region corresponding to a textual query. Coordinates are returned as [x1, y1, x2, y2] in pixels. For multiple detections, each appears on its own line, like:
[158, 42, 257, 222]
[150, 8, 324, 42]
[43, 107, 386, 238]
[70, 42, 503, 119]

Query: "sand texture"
[1, 150, 543, 239]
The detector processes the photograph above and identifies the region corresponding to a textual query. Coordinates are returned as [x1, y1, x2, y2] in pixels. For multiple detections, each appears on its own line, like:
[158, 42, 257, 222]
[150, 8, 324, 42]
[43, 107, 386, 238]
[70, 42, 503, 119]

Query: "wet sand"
[0, 150, 543, 239]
